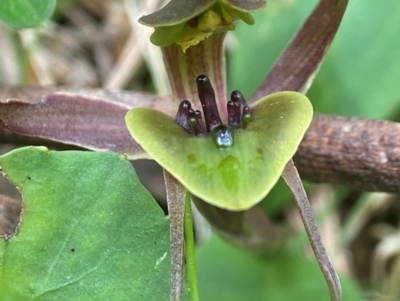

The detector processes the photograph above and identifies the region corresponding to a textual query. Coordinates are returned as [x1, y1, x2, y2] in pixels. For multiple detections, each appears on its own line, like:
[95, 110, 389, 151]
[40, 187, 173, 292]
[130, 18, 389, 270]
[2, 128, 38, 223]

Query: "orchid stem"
[163, 170, 186, 301]
[282, 159, 342, 301]
[184, 191, 199, 301]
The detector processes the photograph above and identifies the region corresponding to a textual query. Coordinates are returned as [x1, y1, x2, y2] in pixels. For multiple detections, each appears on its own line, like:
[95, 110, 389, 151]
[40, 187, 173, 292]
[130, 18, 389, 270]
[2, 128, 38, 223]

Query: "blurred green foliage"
[197, 235, 364, 301]
[0, 0, 56, 28]
[229, 0, 400, 119]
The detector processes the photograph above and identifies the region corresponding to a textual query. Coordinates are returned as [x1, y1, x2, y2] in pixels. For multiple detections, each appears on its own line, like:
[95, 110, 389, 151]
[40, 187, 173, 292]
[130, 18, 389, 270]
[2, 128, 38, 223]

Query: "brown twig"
[294, 114, 400, 193]
[0, 194, 22, 240]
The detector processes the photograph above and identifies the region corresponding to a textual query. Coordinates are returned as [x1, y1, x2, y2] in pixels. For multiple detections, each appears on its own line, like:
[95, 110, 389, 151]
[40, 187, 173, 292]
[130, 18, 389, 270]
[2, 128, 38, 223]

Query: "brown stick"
[294, 114, 400, 193]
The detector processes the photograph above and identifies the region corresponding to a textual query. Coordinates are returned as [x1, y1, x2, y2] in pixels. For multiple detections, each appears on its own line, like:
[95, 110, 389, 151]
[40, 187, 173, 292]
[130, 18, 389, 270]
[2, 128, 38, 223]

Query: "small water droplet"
[211, 125, 234, 148]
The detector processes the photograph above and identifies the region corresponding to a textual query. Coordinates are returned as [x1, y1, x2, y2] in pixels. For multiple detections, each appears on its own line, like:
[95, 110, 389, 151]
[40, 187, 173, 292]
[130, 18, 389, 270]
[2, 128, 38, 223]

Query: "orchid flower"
[0, 0, 349, 300]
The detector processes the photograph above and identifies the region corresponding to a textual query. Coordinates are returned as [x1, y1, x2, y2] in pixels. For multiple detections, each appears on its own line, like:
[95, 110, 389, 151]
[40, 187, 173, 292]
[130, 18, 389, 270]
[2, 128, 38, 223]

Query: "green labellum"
[125, 91, 313, 211]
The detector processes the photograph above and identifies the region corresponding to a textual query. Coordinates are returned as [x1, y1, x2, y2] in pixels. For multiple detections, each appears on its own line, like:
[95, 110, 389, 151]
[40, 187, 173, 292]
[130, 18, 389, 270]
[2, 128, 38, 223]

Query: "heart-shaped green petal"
[125, 91, 312, 211]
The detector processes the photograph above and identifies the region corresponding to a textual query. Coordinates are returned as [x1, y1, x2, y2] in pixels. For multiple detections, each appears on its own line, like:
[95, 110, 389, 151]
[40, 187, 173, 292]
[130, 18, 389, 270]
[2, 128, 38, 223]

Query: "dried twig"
[294, 114, 400, 193]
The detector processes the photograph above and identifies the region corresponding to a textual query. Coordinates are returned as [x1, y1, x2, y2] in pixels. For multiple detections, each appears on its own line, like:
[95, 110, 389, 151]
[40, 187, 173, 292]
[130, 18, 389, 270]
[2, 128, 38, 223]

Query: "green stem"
[184, 192, 199, 301]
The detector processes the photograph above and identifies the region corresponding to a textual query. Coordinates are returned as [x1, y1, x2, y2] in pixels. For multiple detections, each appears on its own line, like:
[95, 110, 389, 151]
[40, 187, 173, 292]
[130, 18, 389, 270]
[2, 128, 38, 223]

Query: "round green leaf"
[125, 91, 312, 211]
[0, 147, 170, 300]
[0, 0, 56, 28]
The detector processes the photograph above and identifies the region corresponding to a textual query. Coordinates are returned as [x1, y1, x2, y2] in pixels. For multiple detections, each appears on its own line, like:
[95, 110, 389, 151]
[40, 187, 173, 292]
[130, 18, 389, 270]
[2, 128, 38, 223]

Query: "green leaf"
[126, 91, 312, 211]
[0, 0, 56, 28]
[197, 235, 365, 301]
[0, 147, 170, 300]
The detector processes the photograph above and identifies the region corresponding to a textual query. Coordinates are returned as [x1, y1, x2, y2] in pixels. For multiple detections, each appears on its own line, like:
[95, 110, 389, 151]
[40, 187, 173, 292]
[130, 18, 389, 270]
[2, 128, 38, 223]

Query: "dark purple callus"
[196, 75, 223, 132]
[175, 75, 252, 148]
[228, 90, 247, 129]
[176, 100, 194, 134]
[227, 101, 238, 127]
[241, 106, 252, 129]
[188, 109, 204, 136]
